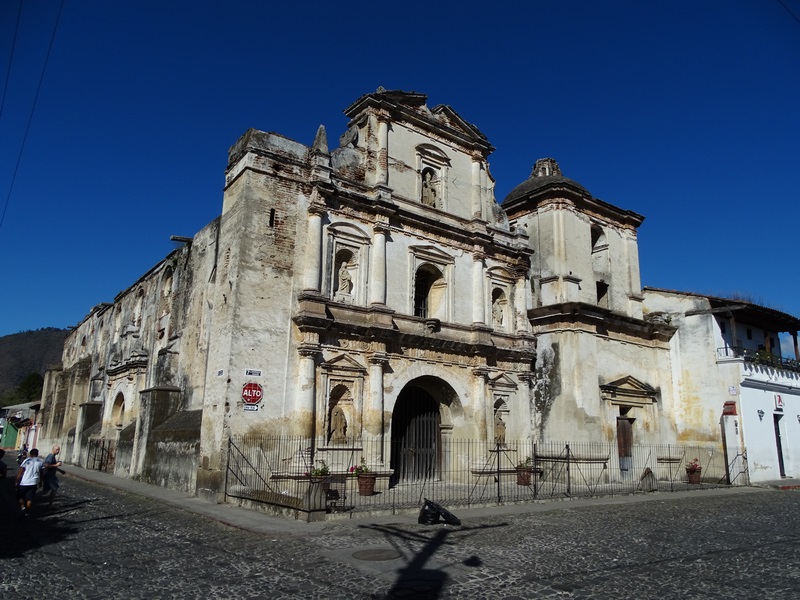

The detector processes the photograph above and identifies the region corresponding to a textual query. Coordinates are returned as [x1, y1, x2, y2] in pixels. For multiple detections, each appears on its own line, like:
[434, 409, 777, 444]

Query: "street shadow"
[0, 458, 81, 559]
[359, 520, 508, 599]
[0, 457, 158, 558]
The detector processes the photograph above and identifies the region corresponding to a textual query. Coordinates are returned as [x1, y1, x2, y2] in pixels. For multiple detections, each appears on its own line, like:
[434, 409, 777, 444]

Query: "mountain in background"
[0, 328, 67, 403]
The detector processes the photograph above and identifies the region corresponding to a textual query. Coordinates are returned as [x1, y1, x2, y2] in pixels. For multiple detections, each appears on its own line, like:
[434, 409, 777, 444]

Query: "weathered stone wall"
[142, 410, 202, 492]
[114, 422, 136, 475]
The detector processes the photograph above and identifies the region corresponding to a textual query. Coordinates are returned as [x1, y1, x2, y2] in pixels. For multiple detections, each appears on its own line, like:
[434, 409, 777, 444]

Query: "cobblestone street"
[2, 461, 800, 599]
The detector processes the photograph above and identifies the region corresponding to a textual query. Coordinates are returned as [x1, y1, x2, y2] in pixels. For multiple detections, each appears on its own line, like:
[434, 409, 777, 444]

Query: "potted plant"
[350, 457, 376, 496]
[306, 460, 331, 490]
[686, 457, 702, 484]
[516, 457, 534, 486]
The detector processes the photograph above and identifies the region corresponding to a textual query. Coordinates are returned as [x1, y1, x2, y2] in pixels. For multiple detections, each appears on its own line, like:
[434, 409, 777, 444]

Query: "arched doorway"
[390, 385, 441, 484]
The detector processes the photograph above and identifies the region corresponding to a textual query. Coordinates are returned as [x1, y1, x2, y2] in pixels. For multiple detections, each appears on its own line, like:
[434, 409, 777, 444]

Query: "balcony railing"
[717, 346, 800, 372]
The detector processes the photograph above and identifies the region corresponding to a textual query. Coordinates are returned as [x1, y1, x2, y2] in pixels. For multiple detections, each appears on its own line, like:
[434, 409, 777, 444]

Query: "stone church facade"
[38, 89, 687, 501]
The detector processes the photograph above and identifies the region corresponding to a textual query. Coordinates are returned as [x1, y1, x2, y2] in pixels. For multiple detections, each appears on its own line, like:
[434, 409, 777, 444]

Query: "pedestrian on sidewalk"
[16, 448, 45, 517]
[41, 445, 64, 505]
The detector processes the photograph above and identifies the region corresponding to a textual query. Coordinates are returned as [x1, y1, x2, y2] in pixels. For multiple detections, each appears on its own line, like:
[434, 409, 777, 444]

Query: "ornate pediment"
[489, 372, 518, 391]
[599, 376, 657, 408]
[320, 353, 367, 374]
[409, 245, 455, 264]
[430, 104, 489, 143]
[328, 221, 371, 244]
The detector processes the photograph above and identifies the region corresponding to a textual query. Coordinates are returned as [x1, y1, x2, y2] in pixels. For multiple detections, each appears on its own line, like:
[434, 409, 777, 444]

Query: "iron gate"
[390, 386, 440, 482]
[86, 438, 116, 473]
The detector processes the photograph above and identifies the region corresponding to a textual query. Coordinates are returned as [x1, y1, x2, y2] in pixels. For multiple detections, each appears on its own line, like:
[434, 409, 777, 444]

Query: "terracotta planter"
[357, 473, 377, 496]
[310, 476, 331, 492]
[516, 468, 533, 486]
[686, 468, 702, 484]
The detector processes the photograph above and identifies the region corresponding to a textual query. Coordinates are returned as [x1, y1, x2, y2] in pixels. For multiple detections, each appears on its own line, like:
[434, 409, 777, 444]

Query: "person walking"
[16, 448, 44, 517]
[41, 445, 64, 506]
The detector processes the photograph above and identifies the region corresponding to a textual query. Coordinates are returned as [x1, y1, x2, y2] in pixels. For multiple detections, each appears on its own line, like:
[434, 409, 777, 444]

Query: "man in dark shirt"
[41, 445, 64, 506]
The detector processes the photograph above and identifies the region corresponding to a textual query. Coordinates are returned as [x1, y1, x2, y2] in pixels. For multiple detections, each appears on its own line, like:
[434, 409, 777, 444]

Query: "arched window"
[591, 224, 607, 250]
[591, 223, 610, 308]
[409, 246, 454, 321]
[111, 392, 125, 428]
[414, 265, 444, 318]
[158, 267, 174, 340]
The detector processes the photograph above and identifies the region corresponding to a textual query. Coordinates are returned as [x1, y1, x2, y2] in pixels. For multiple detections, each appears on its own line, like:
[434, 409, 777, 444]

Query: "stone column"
[472, 252, 486, 325]
[297, 344, 320, 437]
[368, 352, 389, 463]
[369, 224, 388, 305]
[626, 231, 643, 297]
[514, 266, 530, 333]
[377, 113, 389, 187]
[471, 154, 482, 218]
[472, 367, 490, 441]
[302, 206, 326, 293]
[517, 372, 536, 441]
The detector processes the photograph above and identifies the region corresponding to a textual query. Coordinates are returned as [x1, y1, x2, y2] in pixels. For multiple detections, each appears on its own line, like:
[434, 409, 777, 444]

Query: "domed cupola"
[502, 158, 590, 208]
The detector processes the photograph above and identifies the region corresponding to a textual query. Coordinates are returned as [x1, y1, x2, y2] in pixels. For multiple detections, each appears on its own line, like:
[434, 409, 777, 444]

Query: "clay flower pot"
[357, 473, 377, 496]
[516, 468, 533, 486]
[686, 468, 702, 484]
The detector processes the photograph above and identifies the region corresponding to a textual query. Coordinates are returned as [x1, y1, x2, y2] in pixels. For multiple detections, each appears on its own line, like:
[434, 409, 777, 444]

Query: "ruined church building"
[38, 89, 800, 507]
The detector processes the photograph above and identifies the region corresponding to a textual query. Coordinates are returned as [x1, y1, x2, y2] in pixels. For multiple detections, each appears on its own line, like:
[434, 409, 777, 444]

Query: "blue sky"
[1, 1, 799, 340]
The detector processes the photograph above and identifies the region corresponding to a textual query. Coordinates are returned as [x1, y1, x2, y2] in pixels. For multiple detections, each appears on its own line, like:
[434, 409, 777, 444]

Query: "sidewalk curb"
[56, 461, 782, 536]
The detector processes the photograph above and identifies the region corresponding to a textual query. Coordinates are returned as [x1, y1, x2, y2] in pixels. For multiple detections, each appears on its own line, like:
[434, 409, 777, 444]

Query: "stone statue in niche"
[492, 300, 503, 327]
[421, 170, 439, 207]
[334, 261, 354, 304]
[329, 405, 348, 444]
[338, 262, 352, 293]
[494, 412, 506, 447]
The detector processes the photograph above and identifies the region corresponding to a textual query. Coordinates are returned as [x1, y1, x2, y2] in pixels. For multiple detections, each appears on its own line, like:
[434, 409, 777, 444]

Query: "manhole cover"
[352, 548, 402, 562]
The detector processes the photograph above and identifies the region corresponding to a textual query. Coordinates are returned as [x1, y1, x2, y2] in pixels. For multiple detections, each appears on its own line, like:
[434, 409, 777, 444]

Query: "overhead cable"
[0, 0, 65, 231]
[0, 0, 22, 122]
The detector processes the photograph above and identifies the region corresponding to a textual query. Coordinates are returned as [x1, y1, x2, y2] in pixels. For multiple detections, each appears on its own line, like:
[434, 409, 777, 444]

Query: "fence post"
[224, 436, 231, 501]
[668, 444, 673, 492]
[495, 442, 502, 503]
[566, 443, 571, 497]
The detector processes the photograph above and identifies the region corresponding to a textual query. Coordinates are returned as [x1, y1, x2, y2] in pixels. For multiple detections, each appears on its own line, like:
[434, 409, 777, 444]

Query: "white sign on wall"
[245, 369, 262, 377]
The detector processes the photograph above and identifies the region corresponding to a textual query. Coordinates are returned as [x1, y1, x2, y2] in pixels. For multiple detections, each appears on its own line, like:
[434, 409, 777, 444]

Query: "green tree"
[0, 372, 44, 407]
[17, 372, 44, 402]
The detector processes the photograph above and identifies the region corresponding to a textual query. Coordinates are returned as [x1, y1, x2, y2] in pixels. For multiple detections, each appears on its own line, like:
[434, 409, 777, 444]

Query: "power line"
[0, 0, 22, 122]
[777, 0, 800, 25]
[0, 0, 65, 231]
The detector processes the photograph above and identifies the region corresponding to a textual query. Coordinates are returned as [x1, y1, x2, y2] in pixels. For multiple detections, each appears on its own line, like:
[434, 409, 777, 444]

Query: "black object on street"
[418, 497, 461, 526]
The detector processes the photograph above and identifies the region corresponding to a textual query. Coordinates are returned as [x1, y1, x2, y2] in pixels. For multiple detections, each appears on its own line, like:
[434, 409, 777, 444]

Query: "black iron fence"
[226, 436, 737, 518]
[86, 438, 116, 473]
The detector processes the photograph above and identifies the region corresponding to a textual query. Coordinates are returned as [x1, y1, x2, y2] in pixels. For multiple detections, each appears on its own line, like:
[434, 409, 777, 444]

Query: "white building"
[643, 288, 800, 483]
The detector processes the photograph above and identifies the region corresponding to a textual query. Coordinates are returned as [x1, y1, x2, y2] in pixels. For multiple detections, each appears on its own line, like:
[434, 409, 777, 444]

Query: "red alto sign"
[242, 382, 263, 404]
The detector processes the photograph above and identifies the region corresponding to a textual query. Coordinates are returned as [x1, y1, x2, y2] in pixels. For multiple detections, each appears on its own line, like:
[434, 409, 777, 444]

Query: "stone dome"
[502, 158, 589, 206]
